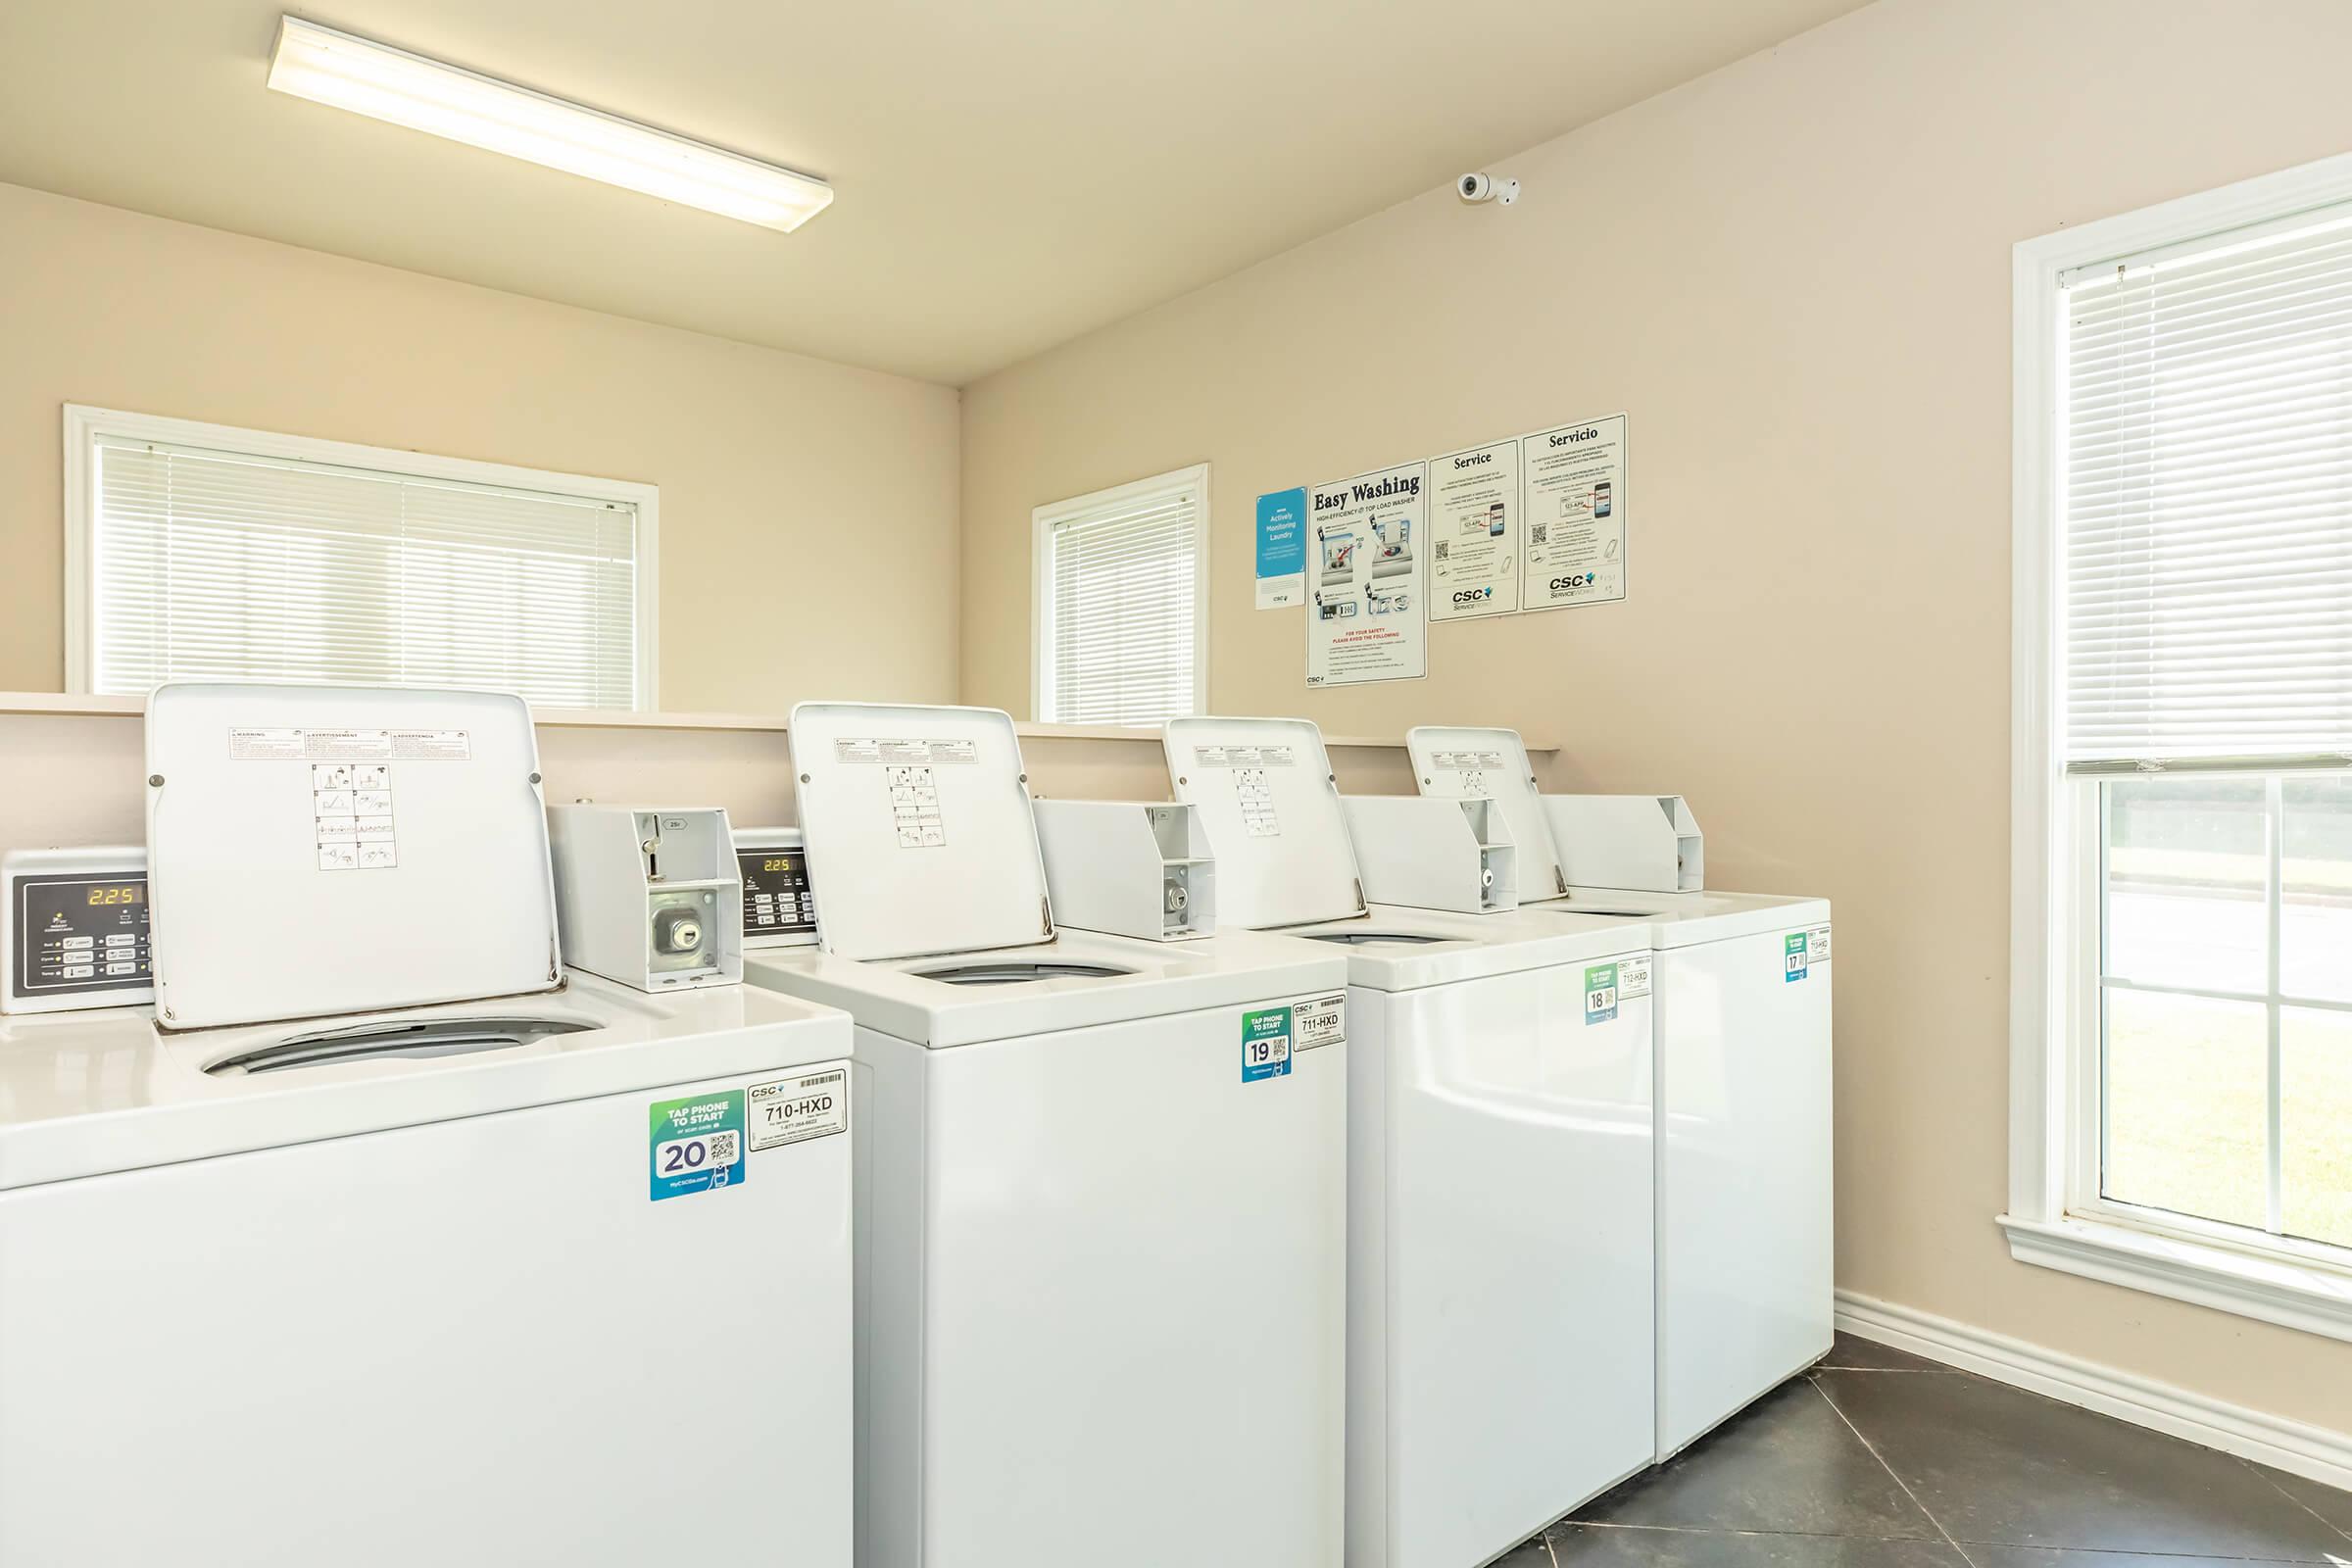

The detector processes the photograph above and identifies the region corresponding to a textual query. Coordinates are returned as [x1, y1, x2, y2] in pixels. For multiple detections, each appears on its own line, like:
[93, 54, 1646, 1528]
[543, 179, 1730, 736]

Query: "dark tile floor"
[1492, 1332, 2352, 1566]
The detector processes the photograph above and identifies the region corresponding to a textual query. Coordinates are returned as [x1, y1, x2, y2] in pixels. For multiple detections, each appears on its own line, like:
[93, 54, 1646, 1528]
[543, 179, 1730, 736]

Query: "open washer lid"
[789, 703, 1054, 962]
[1405, 724, 1567, 901]
[1162, 716, 1365, 929]
[144, 683, 561, 1030]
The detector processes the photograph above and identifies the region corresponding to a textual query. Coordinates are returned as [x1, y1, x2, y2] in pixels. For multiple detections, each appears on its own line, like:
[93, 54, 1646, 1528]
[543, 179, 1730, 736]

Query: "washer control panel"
[3, 848, 154, 1013]
[735, 829, 819, 949]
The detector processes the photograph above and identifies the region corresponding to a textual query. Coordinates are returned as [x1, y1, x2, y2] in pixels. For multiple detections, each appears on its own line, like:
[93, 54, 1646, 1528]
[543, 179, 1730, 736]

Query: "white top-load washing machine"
[742, 703, 1348, 1568]
[0, 683, 856, 1568]
[1409, 725, 1834, 1460]
[1162, 716, 1656, 1568]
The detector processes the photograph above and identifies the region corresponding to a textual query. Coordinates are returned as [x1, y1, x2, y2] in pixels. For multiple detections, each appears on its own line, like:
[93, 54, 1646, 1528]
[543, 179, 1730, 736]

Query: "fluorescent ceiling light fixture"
[266, 16, 832, 232]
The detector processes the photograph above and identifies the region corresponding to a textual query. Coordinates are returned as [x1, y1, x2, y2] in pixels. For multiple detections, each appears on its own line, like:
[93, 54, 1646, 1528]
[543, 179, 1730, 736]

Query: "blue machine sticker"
[649, 1089, 748, 1200]
[1241, 1004, 1295, 1083]
[1584, 961, 1620, 1025]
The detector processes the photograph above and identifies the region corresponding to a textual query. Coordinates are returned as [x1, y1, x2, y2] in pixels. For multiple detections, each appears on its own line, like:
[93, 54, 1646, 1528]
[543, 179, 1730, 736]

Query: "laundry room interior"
[4, 2, 2352, 1565]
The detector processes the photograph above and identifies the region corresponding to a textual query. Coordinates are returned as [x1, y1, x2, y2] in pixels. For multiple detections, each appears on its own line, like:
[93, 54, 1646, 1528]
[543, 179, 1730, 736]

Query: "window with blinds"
[1033, 465, 1207, 726]
[2061, 202, 2352, 769]
[74, 413, 649, 710]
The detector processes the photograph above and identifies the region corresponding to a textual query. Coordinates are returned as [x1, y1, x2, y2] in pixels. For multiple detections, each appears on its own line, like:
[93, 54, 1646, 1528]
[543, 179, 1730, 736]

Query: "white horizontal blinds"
[92, 435, 639, 708]
[2062, 203, 2352, 768]
[1044, 476, 1199, 724]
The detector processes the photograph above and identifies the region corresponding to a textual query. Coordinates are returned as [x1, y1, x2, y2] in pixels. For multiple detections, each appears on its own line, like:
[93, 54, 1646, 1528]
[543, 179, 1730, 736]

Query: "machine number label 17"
[1785, 933, 1811, 983]
[1584, 962, 1619, 1025]
[649, 1089, 748, 1200]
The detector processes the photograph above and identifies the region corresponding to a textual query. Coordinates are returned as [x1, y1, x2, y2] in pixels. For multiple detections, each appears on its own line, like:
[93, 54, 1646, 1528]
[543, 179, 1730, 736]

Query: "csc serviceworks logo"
[1450, 586, 1494, 606]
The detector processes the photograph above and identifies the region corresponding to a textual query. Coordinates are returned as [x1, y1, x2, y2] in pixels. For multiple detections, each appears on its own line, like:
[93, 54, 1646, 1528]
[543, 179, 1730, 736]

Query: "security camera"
[1457, 172, 1518, 206]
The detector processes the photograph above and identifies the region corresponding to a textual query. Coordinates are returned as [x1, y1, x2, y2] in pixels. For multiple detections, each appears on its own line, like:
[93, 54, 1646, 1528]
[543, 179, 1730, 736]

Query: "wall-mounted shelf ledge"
[0, 694, 1551, 752]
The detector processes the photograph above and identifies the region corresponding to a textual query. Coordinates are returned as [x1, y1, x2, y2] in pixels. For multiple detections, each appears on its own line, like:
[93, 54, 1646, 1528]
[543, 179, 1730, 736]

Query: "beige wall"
[0, 180, 959, 713]
[960, 0, 2352, 1430]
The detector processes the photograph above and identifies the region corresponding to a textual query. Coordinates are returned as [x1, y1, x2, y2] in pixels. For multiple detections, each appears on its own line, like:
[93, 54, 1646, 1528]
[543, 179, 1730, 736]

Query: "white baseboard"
[1835, 1289, 2352, 1494]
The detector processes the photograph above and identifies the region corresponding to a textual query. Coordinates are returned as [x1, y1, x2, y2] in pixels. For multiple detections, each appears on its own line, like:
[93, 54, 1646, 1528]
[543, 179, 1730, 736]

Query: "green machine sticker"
[1242, 1004, 1294, 1084]
[1584, 961, 1619, 1025]
[649, 1089, 747, 1200]
[1785, 932, 1811, 983]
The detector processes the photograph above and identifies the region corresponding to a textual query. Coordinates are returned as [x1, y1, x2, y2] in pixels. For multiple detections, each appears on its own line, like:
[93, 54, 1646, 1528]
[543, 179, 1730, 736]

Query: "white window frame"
[2007, 152, 2352, 1341]
[1029, 463, 1210, 727]
[62, 405, 661, 708]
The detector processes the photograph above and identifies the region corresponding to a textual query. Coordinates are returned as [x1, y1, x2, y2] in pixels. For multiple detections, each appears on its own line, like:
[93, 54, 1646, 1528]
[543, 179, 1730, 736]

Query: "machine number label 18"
[649, 1089, 748, 1200]
[1584, 962, 1619, 1025]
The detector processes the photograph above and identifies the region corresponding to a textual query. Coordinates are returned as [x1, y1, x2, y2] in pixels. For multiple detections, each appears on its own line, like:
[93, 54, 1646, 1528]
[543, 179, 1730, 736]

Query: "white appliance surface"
[1347, 955, 1653, 1568]
[1163, 715, 1365, 929]
[759, 703, 1351, 1567]
[143, 682, 561, 1029]
[1404, 724, 1567, 901]
[1166, 718, 1657, 1565]
[1544, 886, 1836, 1458]
[790, 702, 1053, 961]
[0, 977, 856, 1567]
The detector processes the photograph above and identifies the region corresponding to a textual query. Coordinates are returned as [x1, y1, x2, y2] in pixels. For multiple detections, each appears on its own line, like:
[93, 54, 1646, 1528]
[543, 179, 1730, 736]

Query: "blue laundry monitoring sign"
[1255, 487, 1307, 609]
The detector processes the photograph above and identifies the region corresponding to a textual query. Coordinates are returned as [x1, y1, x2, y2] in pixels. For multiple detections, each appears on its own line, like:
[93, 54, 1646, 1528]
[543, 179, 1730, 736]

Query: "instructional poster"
[1254, 487, 1307, 609]
[1428, 439, 1520, 620]
[1522, 414, 1628, 611]
[1306, 462, 1427, 686]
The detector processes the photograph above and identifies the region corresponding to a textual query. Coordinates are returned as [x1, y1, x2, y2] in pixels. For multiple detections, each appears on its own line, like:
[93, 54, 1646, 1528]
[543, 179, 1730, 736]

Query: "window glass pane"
[2104, 777, 2267, 994]
[2281, 1005, 2352, 1250]
[2281, 776, 2352, 1004]
[2102, 988, 2267, 1231]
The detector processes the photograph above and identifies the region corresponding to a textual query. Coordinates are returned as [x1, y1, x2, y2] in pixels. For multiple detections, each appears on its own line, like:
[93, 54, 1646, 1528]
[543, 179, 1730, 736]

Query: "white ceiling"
[0, 1, 1866, 384]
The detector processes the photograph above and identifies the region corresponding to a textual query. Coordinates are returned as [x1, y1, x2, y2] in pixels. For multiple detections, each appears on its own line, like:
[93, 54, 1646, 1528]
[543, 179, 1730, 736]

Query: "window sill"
[1999, 1211, 2352, 1344]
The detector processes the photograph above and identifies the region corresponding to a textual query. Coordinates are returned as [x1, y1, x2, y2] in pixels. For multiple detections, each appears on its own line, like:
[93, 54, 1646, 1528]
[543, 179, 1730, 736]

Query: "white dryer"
[1410, 725, 1835, 1460]
[0, 683, 856, 1568]
[745, 703, 1348, 1568]
[1163, 716, 1656, 1568]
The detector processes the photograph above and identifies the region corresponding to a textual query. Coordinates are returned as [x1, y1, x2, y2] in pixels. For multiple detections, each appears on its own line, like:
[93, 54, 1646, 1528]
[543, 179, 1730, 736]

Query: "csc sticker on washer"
[649, 1089, 746, 1200]
[1584, 962, 1619, 1025]
[748, 1064, 851, 1151]
[1785, 932, 1811, 983]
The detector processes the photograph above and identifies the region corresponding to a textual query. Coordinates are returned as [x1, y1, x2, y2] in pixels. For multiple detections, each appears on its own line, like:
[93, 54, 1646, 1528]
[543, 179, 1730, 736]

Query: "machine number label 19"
[1785, 933, 1811, 984]
[1584, 962, 1619, 1025]
[1240, 992, 1347, 1084]
[649, 1089, 748, 1200]
[748, 1064, 851, 1152]
[1241, 1006, 1294, 1083]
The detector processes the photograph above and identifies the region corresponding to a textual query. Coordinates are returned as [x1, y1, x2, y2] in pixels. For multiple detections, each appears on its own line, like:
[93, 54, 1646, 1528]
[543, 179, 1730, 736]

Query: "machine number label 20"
[649, 1089, 748, 1200]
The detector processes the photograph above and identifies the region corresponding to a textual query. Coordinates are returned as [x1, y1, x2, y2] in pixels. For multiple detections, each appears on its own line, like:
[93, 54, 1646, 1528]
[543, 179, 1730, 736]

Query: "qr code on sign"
[1530, 523, 1548, 544]
[1434, 541, 1449, 561]
[707, 1131, 740, 1166]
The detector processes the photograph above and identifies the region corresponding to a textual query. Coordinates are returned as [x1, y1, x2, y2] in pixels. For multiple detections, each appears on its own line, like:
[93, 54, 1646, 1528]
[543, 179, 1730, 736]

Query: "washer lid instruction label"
[749, 1065, 850, 1152]
[229, 727, 470, 761]
[649, 1089, 747, 1200]
[1584, 962, 1620, 1025]
[834, 737, 978, 765]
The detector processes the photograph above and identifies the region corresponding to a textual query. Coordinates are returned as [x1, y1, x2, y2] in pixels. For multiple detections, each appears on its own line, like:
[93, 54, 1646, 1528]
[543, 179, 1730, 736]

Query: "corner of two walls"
[950, 0, 2352, 1442]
